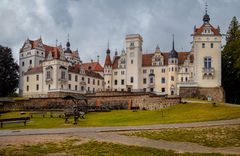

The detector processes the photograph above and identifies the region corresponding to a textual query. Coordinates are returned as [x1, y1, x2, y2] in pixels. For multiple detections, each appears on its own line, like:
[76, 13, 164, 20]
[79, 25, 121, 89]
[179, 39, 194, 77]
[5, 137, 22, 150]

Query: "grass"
[124, 125, 240, 148]
[0, 139, 227, 156]
[1, 103, 240, 129]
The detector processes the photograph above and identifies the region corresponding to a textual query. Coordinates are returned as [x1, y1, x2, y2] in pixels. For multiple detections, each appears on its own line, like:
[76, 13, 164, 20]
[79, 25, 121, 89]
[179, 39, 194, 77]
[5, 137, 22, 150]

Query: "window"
[75, 85, 77, 91]
[61, 71, 66, 80]
[161, 88, 165, 92]
[93, 79, 95, 85]
[204, 57, 212, 69]
[46, 71, 51, 79]
[150, 88, 154, 92]
[81, 86, 84, 91]
[68, 84, 71, 90]
[143, 78, 147, 84]
[114, 80, 118, 85]
[121, 71, 125, 75]
[211, 43, 214, 48]
[121, 79, 124, 85]
[22, 61, 24, 67]
[185, 68, 188, 72]
[68, 74, 71, 81]
[114, 71, 118, 75]
[26, 85, 29, 91]
[75, 75, 78, 82]
[162, 68, 165, 73]
[131, 60, 133, 64]
[36, 84, 39, 90]
[185, 77, 188, 81]
[150, 69, 154, 74]
[93, 88, 95, 92]
[161, 77, 165, 84]
[130, 77, 134, 83]
[98, 80, 100, 86]
[150, 77, 154, 83]
[143, 69, 147, 74]
[171, 76, 174, 81]
[82, 77, 85, 81]
[130, 42, 134, 47]
[27, 76, 29, 82]
[172, 67, 174, 71]
[88, 78, 90, 84]
[181, 77, 183, 82]
[36, 75, 39, 81]
[108, 80, 110, 84]
[48, 85, 51, 90]
[88, 87, 90, 91]
[202, 43, 205, 48]
[29, 60, 32, 64]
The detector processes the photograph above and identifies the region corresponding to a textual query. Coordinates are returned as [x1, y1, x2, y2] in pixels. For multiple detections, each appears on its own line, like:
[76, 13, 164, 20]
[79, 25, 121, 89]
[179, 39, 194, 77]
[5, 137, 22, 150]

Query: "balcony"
[202, 67, 214, 78]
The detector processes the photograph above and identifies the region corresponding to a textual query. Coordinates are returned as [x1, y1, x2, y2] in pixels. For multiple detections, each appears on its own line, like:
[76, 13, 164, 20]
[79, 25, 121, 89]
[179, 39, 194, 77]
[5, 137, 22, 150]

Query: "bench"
[29, 112, 46, 118]
[64, 111, 85, 124]
[0, 117, 30, 128]
[131, 106, 139, 112]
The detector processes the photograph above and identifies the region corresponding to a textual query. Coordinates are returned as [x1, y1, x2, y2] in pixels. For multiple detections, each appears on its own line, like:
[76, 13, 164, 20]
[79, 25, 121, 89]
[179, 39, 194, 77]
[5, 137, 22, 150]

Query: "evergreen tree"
[0, 45, 19, 97]
[222, 16, 240, 104]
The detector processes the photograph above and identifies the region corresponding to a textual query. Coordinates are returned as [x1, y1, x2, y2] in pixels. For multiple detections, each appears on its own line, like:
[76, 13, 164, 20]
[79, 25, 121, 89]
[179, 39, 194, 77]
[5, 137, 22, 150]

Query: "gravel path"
[0, 118, 240, 154]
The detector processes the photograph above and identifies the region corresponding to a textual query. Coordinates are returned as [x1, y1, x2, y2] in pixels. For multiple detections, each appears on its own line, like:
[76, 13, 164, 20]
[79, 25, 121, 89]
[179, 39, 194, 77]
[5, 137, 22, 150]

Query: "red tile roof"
[25, 66, 43, 75]
[141, 52, 191, 67]
[112, 56, 120, 69]
[82, 62, 104, 72]
[104, 54, 112, 66]
[20, 38, 62, 59]
[69, 64, 104, 79]
[195, 23, 220, 36]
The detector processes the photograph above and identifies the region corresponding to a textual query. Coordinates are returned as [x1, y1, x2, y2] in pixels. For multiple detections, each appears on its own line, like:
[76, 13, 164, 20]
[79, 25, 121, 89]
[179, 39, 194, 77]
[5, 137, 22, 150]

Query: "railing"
[202, 67, 214, 78]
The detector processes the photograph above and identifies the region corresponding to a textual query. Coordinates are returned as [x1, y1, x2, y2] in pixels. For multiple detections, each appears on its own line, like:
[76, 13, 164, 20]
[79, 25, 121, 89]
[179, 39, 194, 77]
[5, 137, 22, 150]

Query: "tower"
[104, 41, 112, 91]
[192, 4, 222, 87]
[125, 34, 143, 91]
[168, 34, 178, 95]
[19, 38, 45, 95]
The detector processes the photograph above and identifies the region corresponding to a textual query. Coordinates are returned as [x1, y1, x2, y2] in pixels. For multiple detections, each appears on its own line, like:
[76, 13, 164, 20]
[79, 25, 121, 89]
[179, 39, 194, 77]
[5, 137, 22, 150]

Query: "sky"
[0, 0, 239, 64]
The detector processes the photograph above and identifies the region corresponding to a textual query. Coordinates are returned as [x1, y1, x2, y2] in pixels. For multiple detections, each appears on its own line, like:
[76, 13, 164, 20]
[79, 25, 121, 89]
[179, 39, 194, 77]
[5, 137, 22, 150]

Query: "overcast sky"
[0, 0, 239, 64]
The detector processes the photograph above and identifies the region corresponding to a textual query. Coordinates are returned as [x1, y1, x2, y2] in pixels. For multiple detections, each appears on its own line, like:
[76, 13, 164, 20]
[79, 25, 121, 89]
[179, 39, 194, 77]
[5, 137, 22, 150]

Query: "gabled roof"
[194, 23, 220, 36]
[25, 66, 43, 75]
[82, 62, 104, 72]
[141, 52, 191, 67]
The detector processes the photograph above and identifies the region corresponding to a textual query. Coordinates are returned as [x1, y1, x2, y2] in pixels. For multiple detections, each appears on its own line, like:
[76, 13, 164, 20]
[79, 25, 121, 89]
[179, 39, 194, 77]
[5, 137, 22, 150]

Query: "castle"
[19, 9, 224, 101]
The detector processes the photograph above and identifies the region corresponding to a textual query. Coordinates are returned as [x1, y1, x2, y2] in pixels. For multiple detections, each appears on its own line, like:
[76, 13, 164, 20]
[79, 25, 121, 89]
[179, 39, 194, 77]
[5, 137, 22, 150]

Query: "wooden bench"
[29, 112, 46, 118]
[131, 106, 139, 112]
[0, 117, 30, 128]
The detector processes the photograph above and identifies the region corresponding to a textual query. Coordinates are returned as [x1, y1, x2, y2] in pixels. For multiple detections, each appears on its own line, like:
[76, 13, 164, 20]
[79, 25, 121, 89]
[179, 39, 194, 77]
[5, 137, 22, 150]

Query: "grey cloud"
[0, 0, 239, 64]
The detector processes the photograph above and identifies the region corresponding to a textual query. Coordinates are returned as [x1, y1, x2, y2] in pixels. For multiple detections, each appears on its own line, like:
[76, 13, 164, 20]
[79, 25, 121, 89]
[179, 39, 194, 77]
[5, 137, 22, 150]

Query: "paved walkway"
[0, 118, 240, 154]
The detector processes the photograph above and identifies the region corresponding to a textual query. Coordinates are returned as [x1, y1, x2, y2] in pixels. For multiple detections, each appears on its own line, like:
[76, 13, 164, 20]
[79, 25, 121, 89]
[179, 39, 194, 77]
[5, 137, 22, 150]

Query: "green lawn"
[1, 103, 240, 129]
[125, 125, 240, 148]
[0, 139, 227, 156]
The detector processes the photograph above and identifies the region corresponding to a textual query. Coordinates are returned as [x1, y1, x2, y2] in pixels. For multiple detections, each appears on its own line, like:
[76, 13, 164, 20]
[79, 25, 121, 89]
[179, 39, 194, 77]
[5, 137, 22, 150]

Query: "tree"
[0, 45, 19, 97]
[222, 16, 240, 104]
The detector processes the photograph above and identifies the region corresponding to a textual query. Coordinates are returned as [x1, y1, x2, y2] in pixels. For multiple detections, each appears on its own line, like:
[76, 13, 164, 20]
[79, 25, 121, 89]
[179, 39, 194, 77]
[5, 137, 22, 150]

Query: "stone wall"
[179, 87, 225, 102]
[11, 92, 181, 110]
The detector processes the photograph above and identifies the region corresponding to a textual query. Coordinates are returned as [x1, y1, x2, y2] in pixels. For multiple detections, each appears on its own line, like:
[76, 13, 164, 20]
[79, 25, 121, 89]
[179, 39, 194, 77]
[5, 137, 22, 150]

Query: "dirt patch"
[0, 134, 74, 148]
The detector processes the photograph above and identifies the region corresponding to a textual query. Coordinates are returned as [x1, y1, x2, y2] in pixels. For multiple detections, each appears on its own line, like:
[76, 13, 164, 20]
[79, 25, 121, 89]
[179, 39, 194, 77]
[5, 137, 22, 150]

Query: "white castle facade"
[19, 11, 223, 100]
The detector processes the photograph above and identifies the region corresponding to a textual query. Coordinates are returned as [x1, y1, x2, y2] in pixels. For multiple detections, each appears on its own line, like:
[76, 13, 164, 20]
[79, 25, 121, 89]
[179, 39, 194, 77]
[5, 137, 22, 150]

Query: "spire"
[66, 33, 70, 48]
[65, 33, 72, 53]
[203, 1, 210, 23]
[155, 44, 161, 53]
[115, 49, 118, 56]
[172, 34, 175, 50]
[169, 34, 178, 59]
[106, 40, 110, 54]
